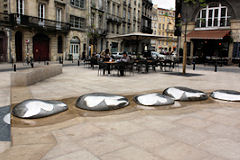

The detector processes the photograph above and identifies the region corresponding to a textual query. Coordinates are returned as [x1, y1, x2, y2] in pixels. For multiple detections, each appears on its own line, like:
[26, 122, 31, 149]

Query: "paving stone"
[94, 120, 145, 136]
[78, 133, 129, 156]
[41, 142, 86, 160]
[100, 146, 160, 160]
[43, 150, 100, 160]
[124, 130, 174, 150]
[175, 117, 213, 129]
[153, 142, 210, 160]
[161, 127, 209, 146]
[207, 114, 240, 126]
[205, 124, 240, 142]
[197, 138, 240, 160]
[60, 123, 103, 140]
[132, 116, 178, 133]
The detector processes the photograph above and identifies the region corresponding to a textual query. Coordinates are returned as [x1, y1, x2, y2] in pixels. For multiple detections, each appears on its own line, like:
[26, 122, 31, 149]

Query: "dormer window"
[196, 3, 231, 28]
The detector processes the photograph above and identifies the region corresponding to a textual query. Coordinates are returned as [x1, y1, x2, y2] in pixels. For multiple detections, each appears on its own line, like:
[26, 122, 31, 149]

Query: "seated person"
[120, 52, 130, 62]
[103, 54, 111, 61]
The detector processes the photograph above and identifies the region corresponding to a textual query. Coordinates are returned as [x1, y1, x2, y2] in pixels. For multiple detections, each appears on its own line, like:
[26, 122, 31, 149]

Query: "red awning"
[187, 30, 231, 40]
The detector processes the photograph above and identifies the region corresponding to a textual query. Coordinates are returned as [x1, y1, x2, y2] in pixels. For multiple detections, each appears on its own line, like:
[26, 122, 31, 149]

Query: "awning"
[187, 30, 231, 40]
[108, 32, 166, 40]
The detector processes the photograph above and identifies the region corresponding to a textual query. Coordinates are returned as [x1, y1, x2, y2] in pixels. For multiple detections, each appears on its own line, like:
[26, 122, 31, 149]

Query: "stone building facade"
[151, 5, 177, 53]
[0, 0, 88, 62]
[90, 0, 153, 54]
[179, 0, 240, 64]
[0, 0, 153, 62]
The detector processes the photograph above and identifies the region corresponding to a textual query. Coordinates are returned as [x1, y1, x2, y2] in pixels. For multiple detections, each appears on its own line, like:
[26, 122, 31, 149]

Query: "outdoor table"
[103, 61, 127, 76]
[135, 59, 153, 73]
[160, 60, 174, 71]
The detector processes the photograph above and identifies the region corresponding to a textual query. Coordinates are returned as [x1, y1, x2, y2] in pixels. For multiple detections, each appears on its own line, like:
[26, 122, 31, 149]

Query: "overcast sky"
[152, 0, 175, 10]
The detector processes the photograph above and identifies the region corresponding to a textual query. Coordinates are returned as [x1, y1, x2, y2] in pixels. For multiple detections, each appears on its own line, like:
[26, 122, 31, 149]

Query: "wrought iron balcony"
[12, 14, 70, 33]
[106, 14, 122, 24]
[141, 26, 153, 34]
[0, 13, 14, 27]
[166, 29, 174, 33]
[97, 28, 107, 35]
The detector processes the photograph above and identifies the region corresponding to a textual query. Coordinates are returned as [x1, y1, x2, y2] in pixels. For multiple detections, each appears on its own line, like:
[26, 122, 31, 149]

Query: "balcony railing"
[12, 14, 70, 33]
[166, 29, 174, 33]
[97, 28, 107, 35]
[106, 13, 122, 24]
[0, 13, 14, 26]
[141, 26, 153, 34]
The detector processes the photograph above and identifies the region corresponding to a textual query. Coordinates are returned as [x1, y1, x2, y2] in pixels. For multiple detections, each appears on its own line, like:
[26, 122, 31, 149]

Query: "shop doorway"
[15, 31, 23, 61]
[33, 33, 49, 61]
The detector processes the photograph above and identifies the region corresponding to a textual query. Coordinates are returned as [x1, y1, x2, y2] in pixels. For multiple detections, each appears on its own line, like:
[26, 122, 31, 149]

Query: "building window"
[56, 8, 62, 28]
[117, 5, 120, 15]
[91, 13, 95, 26]
[70, 0, 85, 9]
[107, 1, 110, 13]
[128, 10, 131, 21]
[117, 25, 119, 34]
[56, 8, 62, 22]
[98, 14, 102, 28]
[112, 3, 115, 15]
[70, 15, 85, 29]
[38, 3, 45, 25]
[112, 23, 114, 33]
[70, 37, 80, 59]
[122, 24, 125, 34]
[123, 8, 126, 18]
[17, 0, 24, 15]
[196, 3, 230, 28]
[58, 36, 63, 53]
[98, 0, 103, 9]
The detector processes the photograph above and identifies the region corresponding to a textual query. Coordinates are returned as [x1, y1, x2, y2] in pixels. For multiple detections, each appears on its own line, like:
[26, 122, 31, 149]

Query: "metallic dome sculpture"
[163, 87, 208, 101]
[211, 90, 240, 102]
[12, 99, 68, 119]
[76, 93, 129, 111]
[134, 93, 174, 106]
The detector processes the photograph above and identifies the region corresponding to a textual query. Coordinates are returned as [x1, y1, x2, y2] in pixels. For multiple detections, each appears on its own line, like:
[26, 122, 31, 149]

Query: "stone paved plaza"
[1, 65, 240, 160]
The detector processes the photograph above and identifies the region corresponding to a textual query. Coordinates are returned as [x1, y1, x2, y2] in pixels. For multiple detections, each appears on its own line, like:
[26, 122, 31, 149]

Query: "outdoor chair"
[125, 62, 134, 76]
[162, 59, 174, 72]
[84, 59, 91, 68]
[98, 61, 108, 76]
[136, 60, 147, 73]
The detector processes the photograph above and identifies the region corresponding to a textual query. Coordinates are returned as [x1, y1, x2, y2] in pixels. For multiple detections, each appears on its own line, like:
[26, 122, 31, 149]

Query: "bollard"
[59, 57, 61, 64]
[13, 64, 16, 72]
[78, 60, 80, 66]
[193, 62, 196, 70]
[31, 62, 34, 68]
[47, 62, 49, 65]
[215, 62, 217, 72]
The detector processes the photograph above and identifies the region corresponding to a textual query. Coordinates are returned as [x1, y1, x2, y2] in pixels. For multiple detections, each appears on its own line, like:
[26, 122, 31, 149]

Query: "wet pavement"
[1, 65, 240, 160]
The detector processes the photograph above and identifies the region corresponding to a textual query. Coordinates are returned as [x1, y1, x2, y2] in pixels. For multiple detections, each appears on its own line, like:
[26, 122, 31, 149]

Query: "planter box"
[11, 64, 62, 86]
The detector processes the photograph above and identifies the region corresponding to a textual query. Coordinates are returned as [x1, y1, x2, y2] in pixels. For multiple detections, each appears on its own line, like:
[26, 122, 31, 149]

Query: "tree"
[87, 24, 100, 55]
[181, 0, 206, 74]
